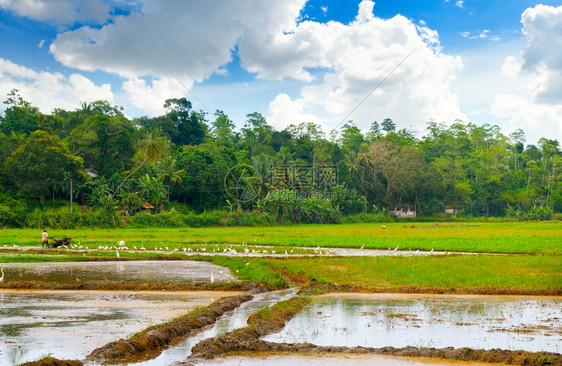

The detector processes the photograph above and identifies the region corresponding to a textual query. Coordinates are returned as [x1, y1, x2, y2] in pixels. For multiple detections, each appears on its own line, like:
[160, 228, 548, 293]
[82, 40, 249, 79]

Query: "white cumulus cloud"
[258, 1, 464, 133]
[0, 0, 113, 26]
[0, 58, 113, 113]
[491, 4, 562, 143]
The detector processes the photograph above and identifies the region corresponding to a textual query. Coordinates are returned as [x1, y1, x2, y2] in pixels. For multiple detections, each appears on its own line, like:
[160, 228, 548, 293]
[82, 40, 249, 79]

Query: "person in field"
[41, 229, 49, 248]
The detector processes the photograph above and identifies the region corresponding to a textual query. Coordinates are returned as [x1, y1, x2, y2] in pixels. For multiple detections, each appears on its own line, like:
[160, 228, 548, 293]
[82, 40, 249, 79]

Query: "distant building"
[445, 205, 459, 216]
[85, 168, 99, 179]
[390, 204, 416, 218]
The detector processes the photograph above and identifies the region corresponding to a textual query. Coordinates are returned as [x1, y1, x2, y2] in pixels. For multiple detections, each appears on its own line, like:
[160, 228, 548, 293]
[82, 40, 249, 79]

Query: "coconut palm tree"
[112, 129, 168, 198]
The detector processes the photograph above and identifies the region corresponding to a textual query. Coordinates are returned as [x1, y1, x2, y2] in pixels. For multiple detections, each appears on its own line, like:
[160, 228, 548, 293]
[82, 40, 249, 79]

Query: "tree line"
[0, 89, 560, 226]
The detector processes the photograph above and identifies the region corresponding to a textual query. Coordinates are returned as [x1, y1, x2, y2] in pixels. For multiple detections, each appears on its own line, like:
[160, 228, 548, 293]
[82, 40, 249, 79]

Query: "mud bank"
[187, 296, 311, 361]
[0, 280, 277, 292]
[85, 293, 253, 364]
[298, 282, 562, 296]
[215, 342, 561, 366]
[18, 357, 82, 366]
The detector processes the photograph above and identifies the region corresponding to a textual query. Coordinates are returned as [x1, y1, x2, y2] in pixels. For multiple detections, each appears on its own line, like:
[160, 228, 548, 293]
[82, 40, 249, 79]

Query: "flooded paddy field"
[0, 290, 239, 365]
[264, 293, 561, 353]
[126, 288, 297, 366]
[0, 260, 235, 284]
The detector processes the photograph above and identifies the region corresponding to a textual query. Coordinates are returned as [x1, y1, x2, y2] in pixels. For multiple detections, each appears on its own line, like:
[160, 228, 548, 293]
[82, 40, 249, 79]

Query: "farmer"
[41, 229, 49, 248]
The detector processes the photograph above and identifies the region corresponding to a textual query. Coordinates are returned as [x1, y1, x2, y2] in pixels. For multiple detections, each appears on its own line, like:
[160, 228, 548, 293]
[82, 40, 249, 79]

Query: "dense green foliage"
[1, 89, 561, 227]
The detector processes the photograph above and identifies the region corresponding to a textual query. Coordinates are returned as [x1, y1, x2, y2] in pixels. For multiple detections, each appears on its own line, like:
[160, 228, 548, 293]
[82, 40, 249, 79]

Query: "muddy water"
[0, 290, 238, 365]
[125, 288, 298, 366]
[194, 354, 496, 366]
[0, 260, 235, 284]
[264, 293, 561, 353]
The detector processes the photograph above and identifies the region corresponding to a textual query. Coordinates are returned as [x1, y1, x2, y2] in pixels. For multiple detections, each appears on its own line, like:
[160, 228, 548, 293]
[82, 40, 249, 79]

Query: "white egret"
[119, 240, 126, 246]
[393, 245, 399, 251]
[116, 250, 120, 259]
[0, 268, 4, 282]
[210, 273, 215, 283]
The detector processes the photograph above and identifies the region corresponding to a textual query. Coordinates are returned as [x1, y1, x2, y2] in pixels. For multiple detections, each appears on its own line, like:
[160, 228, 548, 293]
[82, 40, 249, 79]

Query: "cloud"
[456, 0, 464, 9]
[268, 93, 323, 132]
[492, 94, 562, 140]
[122, 77, 187, 116]
[0, 0, 113, 26]
[0, 58, 113, 113]
[50, 1, 307, 81]
[259, 0, 464, 132]
[45, 0, 464, 130]
[491, 5, 562, 142]
[520, 4, 562, 104]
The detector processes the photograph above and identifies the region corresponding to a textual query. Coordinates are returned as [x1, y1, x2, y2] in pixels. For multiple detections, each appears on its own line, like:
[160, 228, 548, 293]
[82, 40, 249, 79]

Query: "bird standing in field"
[0, 268, 4, 282]
[116, 250, 120, 259]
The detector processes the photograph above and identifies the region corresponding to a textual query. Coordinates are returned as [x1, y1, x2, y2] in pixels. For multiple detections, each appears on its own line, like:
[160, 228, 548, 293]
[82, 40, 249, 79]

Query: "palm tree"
[137, 174, 169, 212]
[155, 156, 185, 186]
[112, 129, 168, 198]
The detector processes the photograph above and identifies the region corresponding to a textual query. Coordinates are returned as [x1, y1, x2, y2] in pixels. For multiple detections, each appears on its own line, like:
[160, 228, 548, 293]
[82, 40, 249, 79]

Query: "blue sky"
[1, 0, 561, 144]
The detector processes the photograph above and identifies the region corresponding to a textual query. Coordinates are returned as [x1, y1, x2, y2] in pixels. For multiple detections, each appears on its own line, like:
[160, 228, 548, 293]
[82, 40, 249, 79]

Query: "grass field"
[1, 222, 560, 294]
[1, 222, 561, 254]
[262, 255, 561, 291]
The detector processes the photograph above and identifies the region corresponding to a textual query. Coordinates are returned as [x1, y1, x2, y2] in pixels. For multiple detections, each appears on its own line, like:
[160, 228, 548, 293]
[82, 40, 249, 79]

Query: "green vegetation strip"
[2, 222, 561, 254]
[264, 255, 561, 294]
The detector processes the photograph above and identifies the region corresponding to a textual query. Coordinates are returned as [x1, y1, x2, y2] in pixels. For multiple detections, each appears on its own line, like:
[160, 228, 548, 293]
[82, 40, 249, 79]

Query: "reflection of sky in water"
[0, 260, 234, 284]
[264, 295, 561, 353]
[127, 288, 297, 366]
[0, 290, 230, 365]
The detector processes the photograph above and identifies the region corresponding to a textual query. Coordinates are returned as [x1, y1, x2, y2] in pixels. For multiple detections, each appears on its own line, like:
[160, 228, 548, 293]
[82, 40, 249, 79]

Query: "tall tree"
[164, 98, 207, 146]
[5, 130, 84, 204]
[0, 89, 40, 135]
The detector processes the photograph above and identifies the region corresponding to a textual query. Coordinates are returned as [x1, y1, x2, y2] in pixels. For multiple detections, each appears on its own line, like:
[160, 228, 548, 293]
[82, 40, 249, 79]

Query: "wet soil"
[212, 342, 561, 366]
[85, 293, 254, 364]
[190, 353, 500, 366]
[298, 281, 562, 296]
[187, 296, 311, 361]
[129, 288, 298, 366]
[18, 357, 82, 366]
[0, 279, 272, 292]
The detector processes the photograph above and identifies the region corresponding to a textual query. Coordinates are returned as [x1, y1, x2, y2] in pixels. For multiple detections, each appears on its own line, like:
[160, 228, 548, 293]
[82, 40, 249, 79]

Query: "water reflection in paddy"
[264, 294, 561, 353]
[0, 290, 237, 366]
[0, 260, 234, 284]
